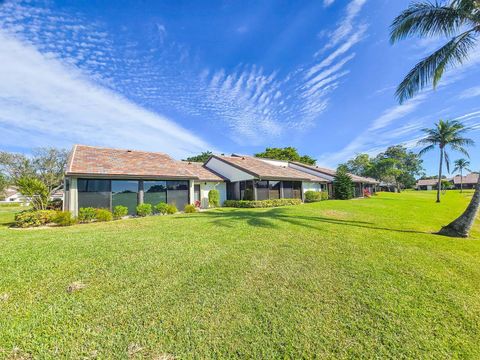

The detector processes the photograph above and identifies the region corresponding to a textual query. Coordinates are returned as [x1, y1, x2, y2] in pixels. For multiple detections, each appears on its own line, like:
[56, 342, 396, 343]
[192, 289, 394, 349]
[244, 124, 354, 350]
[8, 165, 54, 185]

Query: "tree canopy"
[254, 147, 316, 165]
[184, 151, 213, 163]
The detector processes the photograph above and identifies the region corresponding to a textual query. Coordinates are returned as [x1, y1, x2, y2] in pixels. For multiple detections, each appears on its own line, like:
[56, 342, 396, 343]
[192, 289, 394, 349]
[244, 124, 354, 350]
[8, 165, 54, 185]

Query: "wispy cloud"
[323, 0, 335, 7]
[459, 86, 480, 99]
[0, 30, 214, 157]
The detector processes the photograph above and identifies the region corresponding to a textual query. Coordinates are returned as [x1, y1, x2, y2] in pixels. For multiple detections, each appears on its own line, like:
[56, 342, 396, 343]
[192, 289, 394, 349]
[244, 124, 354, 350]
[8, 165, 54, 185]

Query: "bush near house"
[14, 209, 57, 228]
[184, 204, 197, 213]
[113, 205, 128, 219]
[166, 204, 178, 214]
[334, 167, 354, 200]
[155, 202, 169, 215]
[208, 189, 220, 207]
[53, 211, 76, 226]
[96, 208, 113, 222]
[136, 203, 152, 217]
[304, 191, 322, 203]
[78, 207, 97, 223]
[224, 198, 302, 208]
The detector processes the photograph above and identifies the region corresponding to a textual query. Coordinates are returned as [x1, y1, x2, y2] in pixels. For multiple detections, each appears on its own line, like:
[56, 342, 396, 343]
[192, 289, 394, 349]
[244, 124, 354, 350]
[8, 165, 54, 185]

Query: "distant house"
[0, 187, 28, 204]
[452, 173, 479, 190]
[416, 179, 438, 190]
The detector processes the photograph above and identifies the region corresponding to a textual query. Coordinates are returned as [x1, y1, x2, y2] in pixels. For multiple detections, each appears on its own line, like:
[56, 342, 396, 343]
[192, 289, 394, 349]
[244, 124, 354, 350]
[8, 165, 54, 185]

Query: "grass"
[0, 191, 479, 359]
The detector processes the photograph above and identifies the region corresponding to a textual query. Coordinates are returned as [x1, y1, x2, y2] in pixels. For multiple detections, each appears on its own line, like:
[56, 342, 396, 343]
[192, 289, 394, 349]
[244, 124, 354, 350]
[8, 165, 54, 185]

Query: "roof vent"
[127, 150, 132, 153]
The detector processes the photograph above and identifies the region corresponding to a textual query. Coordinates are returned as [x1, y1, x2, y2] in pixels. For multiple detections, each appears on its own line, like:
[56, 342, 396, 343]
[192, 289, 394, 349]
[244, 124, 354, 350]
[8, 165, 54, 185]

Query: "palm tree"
[391, 0, 480, 237]
[452, 158, 471, 192]
[417, 120, 473, 203]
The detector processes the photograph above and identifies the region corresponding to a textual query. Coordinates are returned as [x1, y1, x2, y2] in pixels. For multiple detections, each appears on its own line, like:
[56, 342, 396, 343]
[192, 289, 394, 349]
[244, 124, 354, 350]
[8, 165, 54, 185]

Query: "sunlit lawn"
[0, 191, 479, 359]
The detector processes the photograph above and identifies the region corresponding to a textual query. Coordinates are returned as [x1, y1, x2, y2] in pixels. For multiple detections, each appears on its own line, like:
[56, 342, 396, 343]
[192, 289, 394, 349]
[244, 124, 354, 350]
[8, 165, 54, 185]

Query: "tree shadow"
[179, 207, 430, 235]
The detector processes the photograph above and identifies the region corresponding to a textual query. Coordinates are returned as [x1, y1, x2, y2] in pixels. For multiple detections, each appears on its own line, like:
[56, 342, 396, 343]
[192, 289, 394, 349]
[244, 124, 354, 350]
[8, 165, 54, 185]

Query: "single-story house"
[416, 179, 439, 190]
[204, 154, 328, 201]
[182, 161, 227, 208]
[452, 173, 479, 189]
[64, 145, 223, 216]
[0, 187, 28, 204]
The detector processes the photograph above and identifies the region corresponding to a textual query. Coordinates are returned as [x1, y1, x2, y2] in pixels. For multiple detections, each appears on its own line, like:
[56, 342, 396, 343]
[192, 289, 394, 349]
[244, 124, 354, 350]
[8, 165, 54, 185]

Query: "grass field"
[1, 191, 479, 359]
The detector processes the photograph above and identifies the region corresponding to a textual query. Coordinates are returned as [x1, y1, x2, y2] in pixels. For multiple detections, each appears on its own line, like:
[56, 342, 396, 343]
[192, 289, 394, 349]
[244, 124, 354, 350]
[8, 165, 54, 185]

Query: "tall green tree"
[254, 147, 316, 165]
[333, 167, 354, 200]
[391, 0, 480, 237]
[341, 154, 373, 177]
[452, 158, 471, 192]
[184, 151, 213, 163]
[417, 120, 473, 202]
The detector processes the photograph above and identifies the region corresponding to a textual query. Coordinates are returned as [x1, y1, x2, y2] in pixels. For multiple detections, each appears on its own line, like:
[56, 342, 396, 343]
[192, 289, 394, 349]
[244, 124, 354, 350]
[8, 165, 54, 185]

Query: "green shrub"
[166, 204, 178, 214]
[53, 211, 76, 226]
[113, 205, 129, 219]
[78, 207, 97, 223]
[96, 208, 113, 222]
[208, 189, 220, 207]
[155, 202, 169, 215]
[14, 210, 57, 228]
[14, 210, 41, 228]
[136, 203, 152, 217]
[321, 191, 329, 200]
[304, 191, 322, 203]
[223, 198, 302, 208]
[184, 204, 196, 213]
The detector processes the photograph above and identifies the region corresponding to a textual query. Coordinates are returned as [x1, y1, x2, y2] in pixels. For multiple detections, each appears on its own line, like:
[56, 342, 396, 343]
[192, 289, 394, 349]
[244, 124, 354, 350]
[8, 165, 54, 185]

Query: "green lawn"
[1, 191, 480, 359]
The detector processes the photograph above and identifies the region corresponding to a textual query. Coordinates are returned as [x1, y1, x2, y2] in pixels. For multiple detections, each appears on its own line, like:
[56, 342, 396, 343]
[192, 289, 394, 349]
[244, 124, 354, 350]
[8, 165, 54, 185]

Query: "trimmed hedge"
[224, 198, 302, 208]
[155, 202, 169, 215]
[304, 191, 322, 203]
[184, 204, 197, 213]
[136, 203, 153, 217]
[113, 205, 128, 219]
[208, 189, 220, 207]
[78, 207, 97, 223]
[96, 208, 113, 222]
[53, 211, 76, 226]
[14, 210, 57, 228]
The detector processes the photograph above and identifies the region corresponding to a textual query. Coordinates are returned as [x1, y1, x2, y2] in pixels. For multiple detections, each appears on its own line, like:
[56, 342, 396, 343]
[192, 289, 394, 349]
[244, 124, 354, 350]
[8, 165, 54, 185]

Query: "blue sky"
[1, 0, 480, 175]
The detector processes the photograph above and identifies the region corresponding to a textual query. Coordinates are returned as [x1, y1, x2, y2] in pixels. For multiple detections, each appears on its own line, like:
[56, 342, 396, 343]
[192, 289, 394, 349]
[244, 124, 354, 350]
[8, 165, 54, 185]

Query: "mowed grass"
[1, 191, 480, 359]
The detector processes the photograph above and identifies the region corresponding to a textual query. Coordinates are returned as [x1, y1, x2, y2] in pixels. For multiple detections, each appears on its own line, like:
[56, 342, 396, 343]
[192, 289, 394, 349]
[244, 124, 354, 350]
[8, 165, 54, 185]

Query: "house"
[452, 173, 479, 189]
[0, 187, 28, 204]
[63, 145, 223, 216]
[204, 154, 328, 201]
[416, 179, 438, 190]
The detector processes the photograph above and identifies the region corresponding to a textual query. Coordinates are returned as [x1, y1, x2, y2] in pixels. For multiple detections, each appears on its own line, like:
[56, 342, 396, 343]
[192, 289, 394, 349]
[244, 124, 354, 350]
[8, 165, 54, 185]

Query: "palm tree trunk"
[460, 169, 463, 193]
[437, 148, 443, 203]
[438, 175, 480, 237]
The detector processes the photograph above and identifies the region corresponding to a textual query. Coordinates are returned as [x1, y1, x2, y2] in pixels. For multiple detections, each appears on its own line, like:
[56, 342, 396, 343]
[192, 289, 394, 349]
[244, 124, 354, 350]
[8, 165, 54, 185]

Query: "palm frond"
[450, 143, 471, 157]
[395, 30, 477, 103]
[418, 144, 435, 156]
[390, 1, 475, 43]
[444, 150, 451, 173]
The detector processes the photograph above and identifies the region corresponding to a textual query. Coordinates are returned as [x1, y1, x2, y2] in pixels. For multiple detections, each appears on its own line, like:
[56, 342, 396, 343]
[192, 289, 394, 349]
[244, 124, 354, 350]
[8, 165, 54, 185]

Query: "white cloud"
[459, 86, 480, 99]
[325, 0, 367, 50]
[323, 0, 335, 7]
[0, 31, 214, 158]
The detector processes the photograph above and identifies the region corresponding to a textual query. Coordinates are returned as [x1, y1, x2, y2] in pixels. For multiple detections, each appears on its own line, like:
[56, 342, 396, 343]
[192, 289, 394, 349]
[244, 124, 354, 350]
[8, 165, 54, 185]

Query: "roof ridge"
[74, 144, 172, 157]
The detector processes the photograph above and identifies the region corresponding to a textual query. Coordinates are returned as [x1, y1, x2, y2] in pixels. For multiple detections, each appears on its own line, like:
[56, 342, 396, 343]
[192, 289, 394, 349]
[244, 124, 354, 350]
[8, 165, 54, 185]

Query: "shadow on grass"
[180, 207, 430, 235]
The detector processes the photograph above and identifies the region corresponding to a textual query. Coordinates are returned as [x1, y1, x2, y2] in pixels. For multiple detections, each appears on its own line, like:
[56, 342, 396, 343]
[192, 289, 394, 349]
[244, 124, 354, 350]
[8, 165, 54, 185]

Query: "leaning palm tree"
[452, 158, 471, 192]
[417, 120, 473, 203]
[391, 0, 480, 237]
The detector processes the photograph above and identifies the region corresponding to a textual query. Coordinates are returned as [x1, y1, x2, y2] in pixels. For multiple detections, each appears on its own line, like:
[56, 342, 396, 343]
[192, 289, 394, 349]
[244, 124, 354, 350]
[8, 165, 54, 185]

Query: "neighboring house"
[452, 173, 479, 190]
[416, 179, 438, 190]
[0, 187, 28, 204]
[204, 154, 328, 201]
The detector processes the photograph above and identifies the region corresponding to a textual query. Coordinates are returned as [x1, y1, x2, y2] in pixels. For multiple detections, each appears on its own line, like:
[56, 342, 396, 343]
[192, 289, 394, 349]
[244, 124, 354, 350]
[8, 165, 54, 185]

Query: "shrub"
[113, 205, 129, 219]
[184, 204, 197, 213]
[78, 207, 97, 223]
[53, 211, 76, 226]
[304, 191, 322, 203]
[14, 210, 57, 228]
[166, 204, 178, 214]
[334, 167, 354, 200]
[224, 198, 302, 208]
[243, 188, 254, 201]
[208, 189, 220, 207]
[96, 208, 113, 222]
[14, 210, 41, 228]
[155, 202, 169, 215]
[136, 203, 152, 217]
[321, 191, 329, 200]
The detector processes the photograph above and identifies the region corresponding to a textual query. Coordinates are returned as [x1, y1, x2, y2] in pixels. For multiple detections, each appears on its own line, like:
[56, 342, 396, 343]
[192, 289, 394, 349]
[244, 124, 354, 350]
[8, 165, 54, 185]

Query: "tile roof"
[452, 173, 479, 185]
[182, 162, 226, 182]
[291, 162, 379, 184]
[213, 155, 327, 182]
[416, 179, 438, 186]
[66, 145, 197, 179]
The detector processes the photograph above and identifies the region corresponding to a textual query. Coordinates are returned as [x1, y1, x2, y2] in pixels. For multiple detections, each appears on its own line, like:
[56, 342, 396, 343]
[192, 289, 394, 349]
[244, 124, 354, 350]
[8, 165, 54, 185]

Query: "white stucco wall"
[195, 181, 227, 208]
[205, 157, 255, 182]
[302, 182, 322, 193]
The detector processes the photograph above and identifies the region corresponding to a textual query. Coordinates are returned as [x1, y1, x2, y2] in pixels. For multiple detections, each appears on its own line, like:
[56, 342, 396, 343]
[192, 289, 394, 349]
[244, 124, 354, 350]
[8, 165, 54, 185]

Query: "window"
[78, 179, 111, 209]
[144, 181, 167, 206]
[166, 180, 189, 210]
[240, 180, 254, 200]
[269, 181, 280, 199]
[283, 181, 302, 199]
[112, 180, 138, 215]
[255, 181, 269, 201]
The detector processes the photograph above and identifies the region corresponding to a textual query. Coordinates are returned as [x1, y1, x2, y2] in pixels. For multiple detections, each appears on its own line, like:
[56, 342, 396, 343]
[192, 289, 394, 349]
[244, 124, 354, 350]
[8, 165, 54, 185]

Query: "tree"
[0, 147, 68, 205]
[391, 1, 480, 236]
[333, 167, 354, 200]
[341, 154, 373, 177]
[452, 158, 471, 192]
[16, 177, 49, 210]
[0, 173, 8, 199]
[417, 120, 473, 202]
[254, 147, 316, 165]
[184, 151, 213, 163]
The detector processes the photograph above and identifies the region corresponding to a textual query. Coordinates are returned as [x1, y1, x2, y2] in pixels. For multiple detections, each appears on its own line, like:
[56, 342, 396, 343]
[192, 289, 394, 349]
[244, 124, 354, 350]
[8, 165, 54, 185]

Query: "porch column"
[189, 180, 195, 204]
[280, 181, 284, 199]
[253, 181, 258, 201]
[138, 181, 144, 205]
[68, 177, 78, 216]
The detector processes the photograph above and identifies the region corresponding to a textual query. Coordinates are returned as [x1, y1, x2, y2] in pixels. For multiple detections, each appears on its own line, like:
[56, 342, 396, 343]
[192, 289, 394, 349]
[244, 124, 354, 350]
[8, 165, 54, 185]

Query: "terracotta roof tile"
[452, 173, 479, 185]
[416, 179, 438, 186]
[66, 145, 197, 179]
[291, 162, 379, 184]
[183, 162, 226, 182]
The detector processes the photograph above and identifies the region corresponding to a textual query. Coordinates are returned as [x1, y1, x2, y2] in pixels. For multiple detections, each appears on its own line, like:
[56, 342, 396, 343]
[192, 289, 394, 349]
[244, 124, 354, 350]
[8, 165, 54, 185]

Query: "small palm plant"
[417, 120, 473, 203]
[452, 158, 471, 192]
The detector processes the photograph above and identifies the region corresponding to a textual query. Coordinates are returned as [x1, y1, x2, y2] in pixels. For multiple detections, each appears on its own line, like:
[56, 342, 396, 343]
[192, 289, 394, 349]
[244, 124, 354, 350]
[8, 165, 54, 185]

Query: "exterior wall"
[302, 182, 322, 194]
[205, 157, 255, 182]
[195, 181, 227, 208]
[288, 163, 333, 181]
